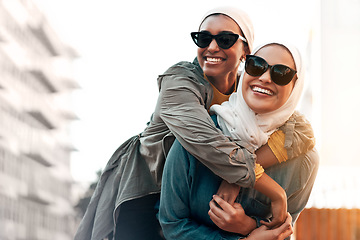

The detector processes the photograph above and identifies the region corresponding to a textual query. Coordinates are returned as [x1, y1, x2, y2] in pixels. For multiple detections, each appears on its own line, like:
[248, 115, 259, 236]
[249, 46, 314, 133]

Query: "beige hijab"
[210, 41, 305, 152]
[198, 6, 254, 52]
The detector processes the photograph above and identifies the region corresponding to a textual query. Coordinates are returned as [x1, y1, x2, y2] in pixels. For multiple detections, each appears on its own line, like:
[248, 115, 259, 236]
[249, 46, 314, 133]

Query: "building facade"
[294, 0, 360, 239]
[308, 0, 360, 207]
[0, 0, 78, 239]
[319, 0, 360, 167]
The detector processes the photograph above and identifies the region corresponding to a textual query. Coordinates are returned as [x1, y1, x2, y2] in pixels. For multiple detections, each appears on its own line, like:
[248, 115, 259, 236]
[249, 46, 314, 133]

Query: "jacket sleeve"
[287, 149, 319, 224]
[158, 74, 256, 187]
[280, 111, 316, 160]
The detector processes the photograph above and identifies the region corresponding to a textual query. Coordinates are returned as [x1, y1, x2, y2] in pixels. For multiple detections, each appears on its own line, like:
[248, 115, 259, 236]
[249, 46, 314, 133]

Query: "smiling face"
[241, 44, 296, 114]
[197, 14, 247, 88]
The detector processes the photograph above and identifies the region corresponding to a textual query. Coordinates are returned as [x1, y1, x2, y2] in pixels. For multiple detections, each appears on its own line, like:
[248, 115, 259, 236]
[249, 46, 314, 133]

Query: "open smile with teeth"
[251, 86, 274, 96]
[205, 57, 223, 63]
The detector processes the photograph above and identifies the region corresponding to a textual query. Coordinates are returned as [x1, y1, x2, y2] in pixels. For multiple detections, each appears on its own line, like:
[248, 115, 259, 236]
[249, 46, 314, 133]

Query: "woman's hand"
[216, 180, 240, 205]
[246, 213, 293, 240]
[208, 195, 256, 235]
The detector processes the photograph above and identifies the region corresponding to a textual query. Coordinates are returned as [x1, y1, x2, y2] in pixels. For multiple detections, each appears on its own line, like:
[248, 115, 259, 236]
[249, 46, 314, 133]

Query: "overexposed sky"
[33, 0, 318, 185]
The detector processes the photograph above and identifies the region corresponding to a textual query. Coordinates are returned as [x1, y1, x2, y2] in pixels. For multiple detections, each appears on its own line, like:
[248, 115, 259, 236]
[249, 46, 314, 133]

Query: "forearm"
[159, 78, 256, 187]
[235, 214, 257, 235]
[254, 174, 286, 203]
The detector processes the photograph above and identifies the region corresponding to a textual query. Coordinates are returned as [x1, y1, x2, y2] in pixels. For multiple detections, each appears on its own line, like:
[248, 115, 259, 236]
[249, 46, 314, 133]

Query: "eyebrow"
[221, 30, 236, 34]
[200, 30, 237, 35]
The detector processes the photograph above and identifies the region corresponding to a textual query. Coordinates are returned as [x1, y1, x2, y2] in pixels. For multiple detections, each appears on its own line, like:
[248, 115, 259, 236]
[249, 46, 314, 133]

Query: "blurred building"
[295, 0, 360, 239]
[319, 0, 360, 168]
[306, 0, 360, 208]
[0, 0, 79, 239]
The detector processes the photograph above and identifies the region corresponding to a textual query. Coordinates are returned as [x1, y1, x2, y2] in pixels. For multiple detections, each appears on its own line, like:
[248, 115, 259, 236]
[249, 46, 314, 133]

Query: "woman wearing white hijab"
[159, 42, 319, 239]
[211, 41, 305, 152]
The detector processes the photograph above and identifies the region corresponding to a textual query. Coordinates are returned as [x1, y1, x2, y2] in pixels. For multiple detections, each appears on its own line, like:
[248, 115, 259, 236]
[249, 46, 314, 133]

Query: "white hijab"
[210, 41, 305, 152]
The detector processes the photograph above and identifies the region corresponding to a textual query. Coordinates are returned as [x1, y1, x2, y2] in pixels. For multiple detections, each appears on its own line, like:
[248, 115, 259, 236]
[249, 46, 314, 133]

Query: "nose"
[258, 68, 272, 84]
[207, 39, 220, 52]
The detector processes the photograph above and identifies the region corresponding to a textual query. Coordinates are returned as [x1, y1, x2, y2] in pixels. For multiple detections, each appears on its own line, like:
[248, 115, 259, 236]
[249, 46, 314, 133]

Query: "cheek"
[228, 48, 242, 62]
[197, 49, 204, 65]
[242, 75, 253, 90]
[278, 87, 293, 105]
[233, 43, 245, 59]
[241, 76, 253, 100]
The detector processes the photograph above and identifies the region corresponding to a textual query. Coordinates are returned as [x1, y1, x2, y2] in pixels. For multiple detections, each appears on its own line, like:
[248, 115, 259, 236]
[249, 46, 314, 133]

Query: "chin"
[249, 105, 271, 114]
[203, 70, 218, 78]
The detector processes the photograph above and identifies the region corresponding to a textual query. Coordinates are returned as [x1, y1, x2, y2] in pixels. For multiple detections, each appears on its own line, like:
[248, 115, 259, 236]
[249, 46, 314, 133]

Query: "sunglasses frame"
[191, 31, 247, 49]
[245, 55, 297, 86]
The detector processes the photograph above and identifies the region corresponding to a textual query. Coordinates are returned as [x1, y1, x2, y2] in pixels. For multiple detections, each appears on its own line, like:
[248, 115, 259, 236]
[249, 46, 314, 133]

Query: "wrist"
[241, 215, 257, 236]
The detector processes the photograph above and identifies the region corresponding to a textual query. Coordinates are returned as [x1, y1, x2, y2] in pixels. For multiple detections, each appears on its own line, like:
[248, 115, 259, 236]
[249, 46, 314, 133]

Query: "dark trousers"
[115, 193, 164, 240]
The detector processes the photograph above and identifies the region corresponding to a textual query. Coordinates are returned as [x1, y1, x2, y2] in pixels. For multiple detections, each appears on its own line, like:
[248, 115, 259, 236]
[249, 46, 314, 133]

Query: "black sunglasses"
[245, 55, 297, 86]
[191, 31, 247, 49]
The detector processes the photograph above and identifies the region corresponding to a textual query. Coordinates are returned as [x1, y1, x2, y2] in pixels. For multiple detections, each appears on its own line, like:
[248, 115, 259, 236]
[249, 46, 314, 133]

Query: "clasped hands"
[209, 180, 291, 238]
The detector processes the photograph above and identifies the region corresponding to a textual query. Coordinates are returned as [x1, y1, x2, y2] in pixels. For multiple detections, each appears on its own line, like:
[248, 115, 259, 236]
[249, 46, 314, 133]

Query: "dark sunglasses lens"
[192, 33, 212, 48]
[271, 65, 295, 86]
[216, 34, 238, 49]
[245, 56, 268, 76]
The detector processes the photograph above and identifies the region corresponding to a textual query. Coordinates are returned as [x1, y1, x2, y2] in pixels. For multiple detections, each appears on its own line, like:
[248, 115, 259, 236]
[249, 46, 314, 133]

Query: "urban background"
[0, 0, 359, 239]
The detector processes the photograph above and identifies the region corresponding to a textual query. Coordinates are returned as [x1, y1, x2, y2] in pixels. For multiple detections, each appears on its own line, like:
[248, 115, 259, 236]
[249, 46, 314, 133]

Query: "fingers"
[278, 227, 293, 240]
[232, 202, 244, 210]
[276, 218, 293, 240]
[216, 193, 237, 205]
[278, 224, 293, 239]
[267, 213, 293, 239]
[208, 195, 234, 226]
[215, 192, 230, 204]
[248, 214, 293, 240]
[208, 200, 222, 224]
[260, 219, 275, 228]
[274, 213, 292, 234]
[260, 209, 288, 229]
[209, 198, 222, 214]
[216, 180, 240, 205]
[208, 198, 226, 222]
[212, 195, 234, 213]
[260, 217, 282, 229]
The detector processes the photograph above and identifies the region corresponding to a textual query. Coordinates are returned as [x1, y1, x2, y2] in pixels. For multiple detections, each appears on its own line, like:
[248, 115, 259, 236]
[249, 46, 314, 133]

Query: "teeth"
[252, 86, 274, 96]
[206, 57, 222, 62]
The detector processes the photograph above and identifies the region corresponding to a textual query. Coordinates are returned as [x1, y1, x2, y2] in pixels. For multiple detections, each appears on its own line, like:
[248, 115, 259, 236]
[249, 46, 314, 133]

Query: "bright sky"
[33, 0, 318, 186]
